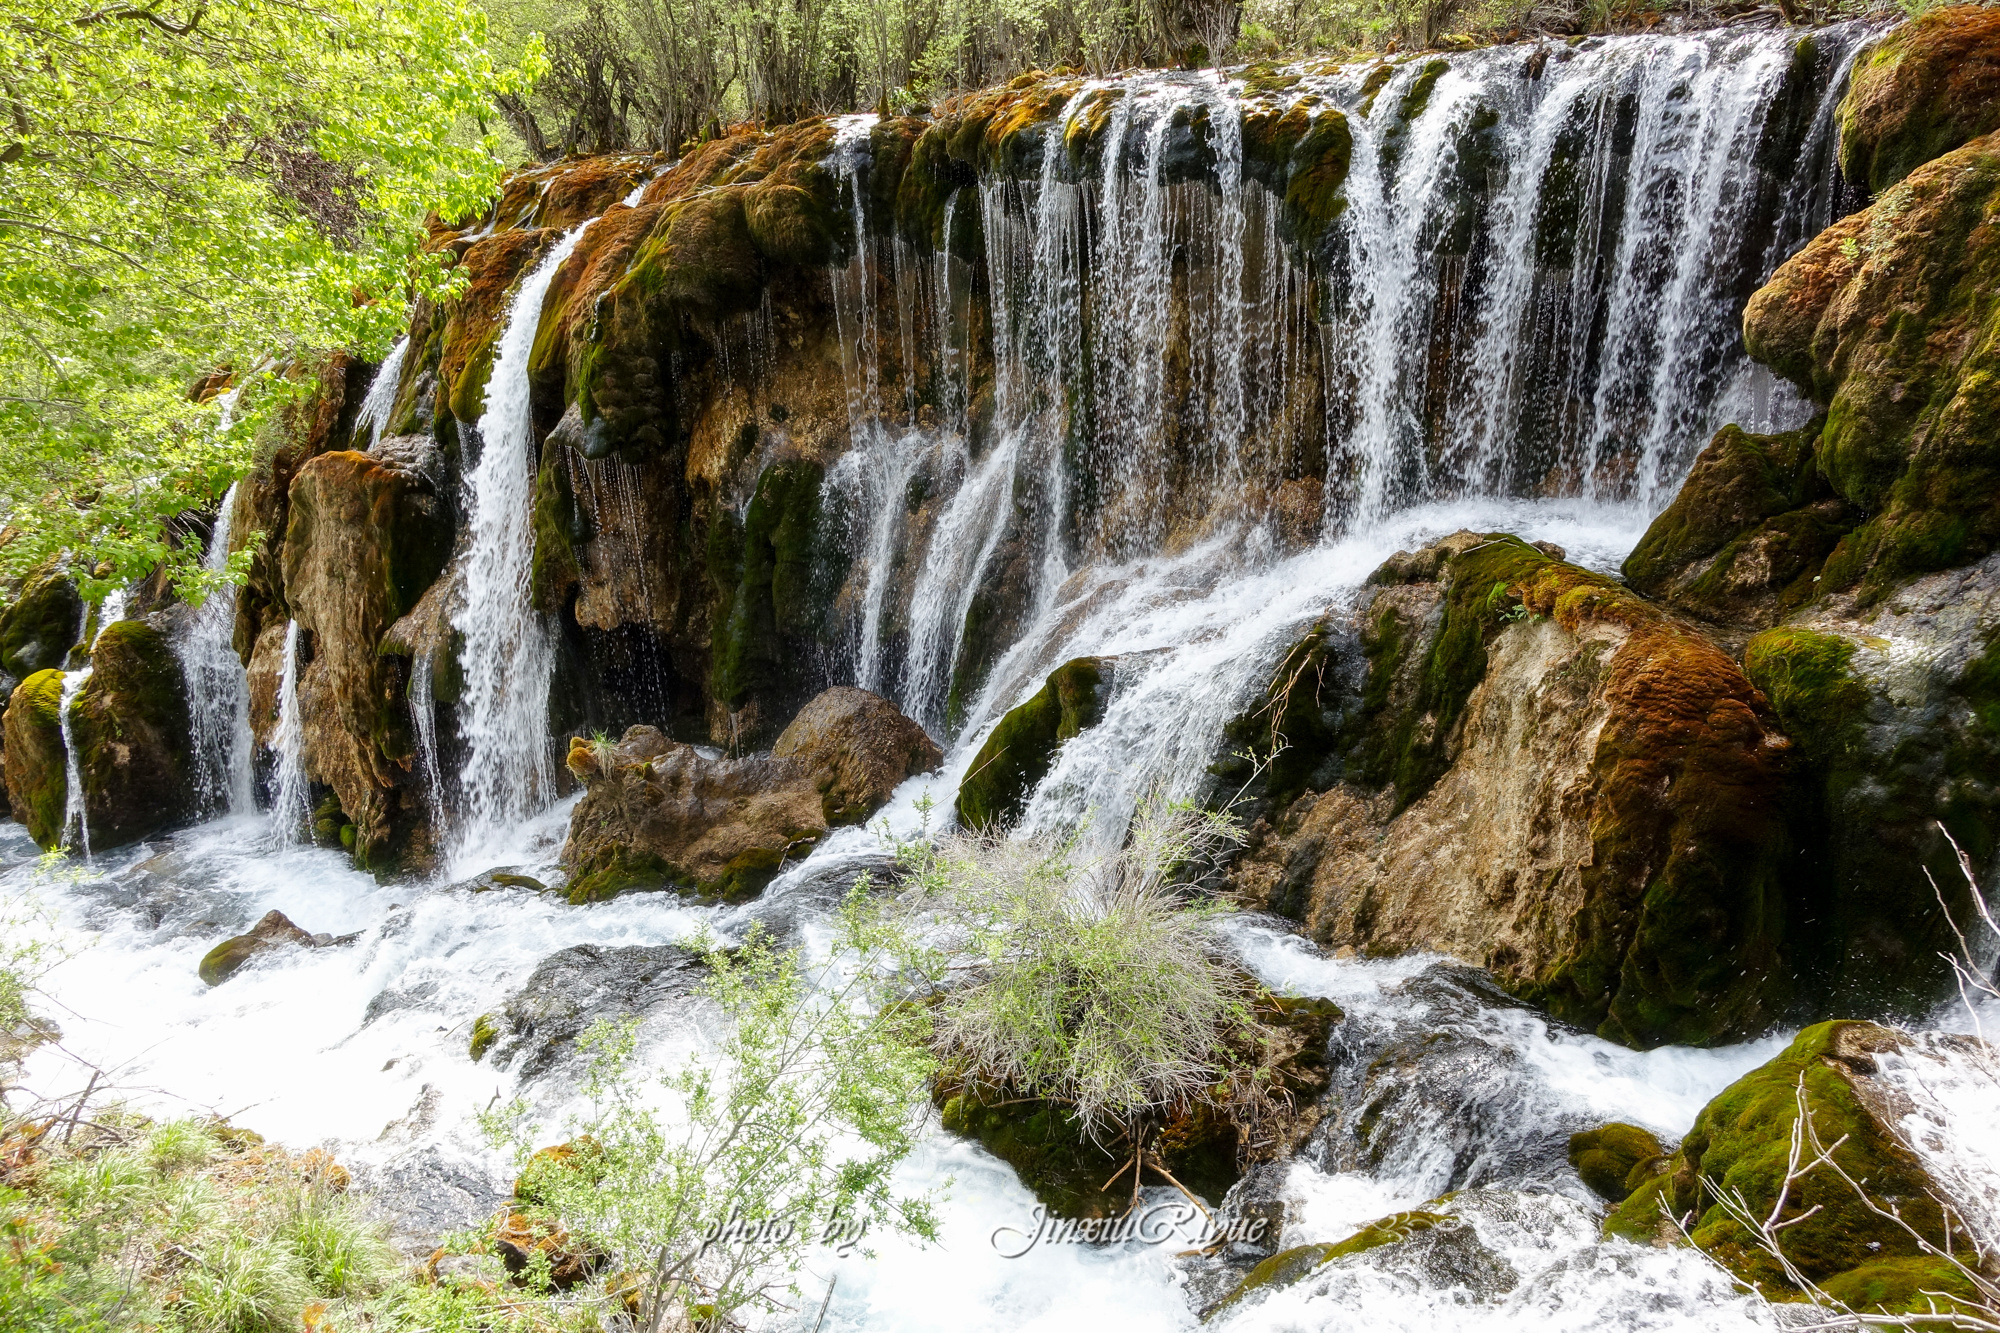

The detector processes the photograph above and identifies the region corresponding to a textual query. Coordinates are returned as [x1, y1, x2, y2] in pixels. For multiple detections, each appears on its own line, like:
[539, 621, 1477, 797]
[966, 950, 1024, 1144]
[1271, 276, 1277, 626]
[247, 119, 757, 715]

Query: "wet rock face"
[480, 943, 704, 1079]
[280, 448, 451, 873]
[1607, 1021, 1979, 1303]
[68, 620, 196, 851]
[1838, 6, 2000, 196]
[1227, 534, 1800, 1048]
[560, 688, 934, 902]
[954, 657, 1116, 831]
[1739, 557, 2000, 1016]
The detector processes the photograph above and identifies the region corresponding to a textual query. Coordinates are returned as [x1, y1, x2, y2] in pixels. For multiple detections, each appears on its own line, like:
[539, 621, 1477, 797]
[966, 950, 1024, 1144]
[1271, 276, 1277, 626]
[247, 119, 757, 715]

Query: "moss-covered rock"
[955, 656, 1114, 831]
[1567, 1122, 1665, 1203]
[0, 572, 81, 685]
[1209, 1209, 1450, 1313]
[1838, 6, 2000, 195]
[469, 1012, 500, 1062]
[1741, 584, 2000, 1016]
[1743, 128, 2000, 603]
[437, 228, 557, 425]
[1605, 1022, 1970, 1299]
[2, 668, 69, 846]
[68, 620, 196, 850]
[1623, 420, 1853, 626]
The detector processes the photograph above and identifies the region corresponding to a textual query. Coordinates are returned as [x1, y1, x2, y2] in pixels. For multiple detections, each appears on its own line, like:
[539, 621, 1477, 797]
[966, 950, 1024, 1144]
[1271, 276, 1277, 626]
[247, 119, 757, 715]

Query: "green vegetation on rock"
[1568, 1122, 1665, 1203]
[955, 656, 1112, 830]
[1838, 6, 2000, 195]
[1, 669, 69, 847]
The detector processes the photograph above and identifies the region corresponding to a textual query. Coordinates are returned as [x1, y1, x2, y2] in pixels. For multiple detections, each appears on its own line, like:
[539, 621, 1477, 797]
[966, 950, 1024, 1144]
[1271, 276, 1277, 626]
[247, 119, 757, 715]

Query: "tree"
[0, 0, 543, 601]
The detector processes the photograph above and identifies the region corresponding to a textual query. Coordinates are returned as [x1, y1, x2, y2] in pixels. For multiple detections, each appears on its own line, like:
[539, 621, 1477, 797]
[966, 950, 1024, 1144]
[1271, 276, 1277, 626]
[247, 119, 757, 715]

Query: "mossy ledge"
[955, 656, 1114, 830]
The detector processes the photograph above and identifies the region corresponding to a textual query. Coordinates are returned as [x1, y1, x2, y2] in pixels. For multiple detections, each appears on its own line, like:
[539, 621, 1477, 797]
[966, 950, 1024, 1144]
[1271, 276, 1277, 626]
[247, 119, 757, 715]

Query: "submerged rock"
[955, 656, 1116, 831]
[481, 942, 705, 1078]
[560, 687, 934, 903]
[1606, 1021, 1984, 1312]
[1224, 533, 1799, 1048]
[199, 909, 325, 986]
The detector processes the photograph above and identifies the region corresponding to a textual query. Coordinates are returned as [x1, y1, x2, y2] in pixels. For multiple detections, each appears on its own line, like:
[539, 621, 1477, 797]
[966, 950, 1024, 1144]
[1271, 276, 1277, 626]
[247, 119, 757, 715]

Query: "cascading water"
[450, 224, 595, 858]
[269, 619, 312, 845]
[54, 588, 129, 860]
[176, 482, 257, 817]
[353, 337, 409, 451]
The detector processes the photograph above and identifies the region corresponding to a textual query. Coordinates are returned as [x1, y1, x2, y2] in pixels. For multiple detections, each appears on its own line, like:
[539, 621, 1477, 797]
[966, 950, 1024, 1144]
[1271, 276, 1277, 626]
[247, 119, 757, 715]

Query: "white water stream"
[175, 483, 257, 818]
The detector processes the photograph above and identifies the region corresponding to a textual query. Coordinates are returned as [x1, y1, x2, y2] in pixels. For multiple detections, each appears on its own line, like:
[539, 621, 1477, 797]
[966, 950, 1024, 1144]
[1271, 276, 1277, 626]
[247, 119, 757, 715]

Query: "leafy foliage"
[479, 901, 937, 1329]
[0, 0, 544, 598]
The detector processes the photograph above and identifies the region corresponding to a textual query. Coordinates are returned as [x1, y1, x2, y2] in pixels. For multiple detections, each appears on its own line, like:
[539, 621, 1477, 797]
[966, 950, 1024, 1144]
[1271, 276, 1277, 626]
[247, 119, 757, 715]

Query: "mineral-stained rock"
[281, 448, 451, 872]
[67, 620, 196, 851]
[955, 657, 1116, 831]
[1606, 1021, 1983, 1311]
[1838, 6, 2000, 195]
[1223, 532, 1800, 1048]
[770, 686, 941, 824]
[482, 943, 705, 1078]
[198, 909, 316, 986]
[561, 688, 934, 903]
[2, 669, 67, 846]
[1742, 128, 2000, 602]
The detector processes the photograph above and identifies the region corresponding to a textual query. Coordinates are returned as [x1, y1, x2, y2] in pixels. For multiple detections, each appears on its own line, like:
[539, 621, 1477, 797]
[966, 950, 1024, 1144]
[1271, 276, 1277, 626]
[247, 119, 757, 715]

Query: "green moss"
[530, 443, 582, 614]
[1604, 1022, 1961, 1295]
[1818, 1255, 1985, 1316]
[1282, 110, 1353, 242]
[564, 848, 675, 904]
[1396, 60, 1451, 124]
[469, 1013, 500, 1062]
[69, 620, 195, 851]
[707, 460, 842, 727]
[4, 668, 69, 846]
[1743, 629, 1868, 766]
[955, 657, 1110, 831]
[1355, 62, 1395, 118]
[1567, 1122, 1664, 1203]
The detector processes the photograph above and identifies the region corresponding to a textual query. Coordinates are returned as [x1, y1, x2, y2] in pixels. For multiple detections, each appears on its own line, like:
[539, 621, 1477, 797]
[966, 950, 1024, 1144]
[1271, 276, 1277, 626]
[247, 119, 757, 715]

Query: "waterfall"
[269, 619, 311, 845]
[450, 222, 593, 853]
[176, 483, 256, 817]
[352, 337, 408, 452]
[56, 588, 129, 859]
[408, 652, 447, 821]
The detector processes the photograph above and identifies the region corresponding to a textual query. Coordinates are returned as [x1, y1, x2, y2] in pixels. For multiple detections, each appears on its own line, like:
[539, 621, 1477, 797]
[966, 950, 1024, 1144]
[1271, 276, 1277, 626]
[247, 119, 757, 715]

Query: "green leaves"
[0, 0, 541, 595]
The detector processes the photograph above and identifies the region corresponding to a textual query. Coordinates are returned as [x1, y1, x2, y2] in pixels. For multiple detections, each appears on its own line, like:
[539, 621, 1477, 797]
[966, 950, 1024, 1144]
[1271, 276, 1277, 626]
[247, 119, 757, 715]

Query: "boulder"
[2, 669, 68, 846]
[67, 620, 196, 850]
[770, 686, 941, 824]
[560, 689, 934, 903]
[1222, 533, 1800, 1048]
[198, 910, 315, 986]
[1606, 1021, 1985, 1313]
[955, 657, 1116, 831]
[0, 571, 81, 687]
[1838, 6, 2000, 195]
[477, 943, 704, 1078]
